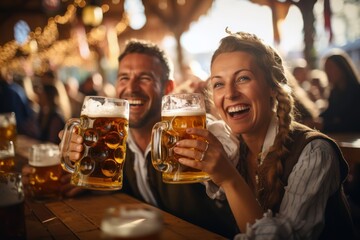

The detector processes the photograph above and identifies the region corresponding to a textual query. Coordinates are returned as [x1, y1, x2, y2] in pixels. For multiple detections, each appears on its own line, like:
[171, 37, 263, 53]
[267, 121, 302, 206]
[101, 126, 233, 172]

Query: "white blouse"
[205, 117, 342, 239]
[235, 139, 340, 240]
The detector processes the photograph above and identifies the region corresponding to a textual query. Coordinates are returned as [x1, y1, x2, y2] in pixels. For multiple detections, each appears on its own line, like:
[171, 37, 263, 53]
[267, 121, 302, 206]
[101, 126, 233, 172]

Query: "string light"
[124, 0, 146, 30]
[0, 0, 129, 74]
[82, 5, 103, 27]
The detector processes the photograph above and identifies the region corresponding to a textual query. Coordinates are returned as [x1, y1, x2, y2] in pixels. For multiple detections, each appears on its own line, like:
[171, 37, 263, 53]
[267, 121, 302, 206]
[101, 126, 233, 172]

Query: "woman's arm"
[175, 127, 263, 232]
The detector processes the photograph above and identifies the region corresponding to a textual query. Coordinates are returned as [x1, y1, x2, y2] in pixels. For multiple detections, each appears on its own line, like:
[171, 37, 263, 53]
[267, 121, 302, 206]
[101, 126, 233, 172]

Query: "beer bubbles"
[60, 96, 129, 190]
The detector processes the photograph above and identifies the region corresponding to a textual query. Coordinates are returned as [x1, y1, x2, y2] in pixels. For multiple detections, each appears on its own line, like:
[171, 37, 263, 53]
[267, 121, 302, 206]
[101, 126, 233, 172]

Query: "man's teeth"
[128, 99, 143, 105]
[228, 105, 249, 113]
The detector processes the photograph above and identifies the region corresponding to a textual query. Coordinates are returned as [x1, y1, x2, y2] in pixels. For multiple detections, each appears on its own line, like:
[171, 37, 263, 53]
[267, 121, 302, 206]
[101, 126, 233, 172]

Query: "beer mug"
[151, 93, 210, 183]
[0, 172, 26, 239]
[101, 204, 163, 240]
[28, 143, 63, 201]
[0, 141, 15, 173]
[60, 96, 129, 190]
[0, 112, 17, 144]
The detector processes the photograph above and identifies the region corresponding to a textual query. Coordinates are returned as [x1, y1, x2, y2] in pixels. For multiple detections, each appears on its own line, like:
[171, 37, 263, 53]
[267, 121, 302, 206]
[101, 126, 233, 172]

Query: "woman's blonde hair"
[209, 31, 295, 210]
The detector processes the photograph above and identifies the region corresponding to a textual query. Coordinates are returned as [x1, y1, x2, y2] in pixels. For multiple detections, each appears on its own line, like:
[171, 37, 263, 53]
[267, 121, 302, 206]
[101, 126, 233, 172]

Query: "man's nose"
[127, 78, 140, 92]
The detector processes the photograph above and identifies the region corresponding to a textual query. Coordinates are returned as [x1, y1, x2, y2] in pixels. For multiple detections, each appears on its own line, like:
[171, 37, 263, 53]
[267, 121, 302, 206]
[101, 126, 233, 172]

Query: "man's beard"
[129, 106, 161, 129]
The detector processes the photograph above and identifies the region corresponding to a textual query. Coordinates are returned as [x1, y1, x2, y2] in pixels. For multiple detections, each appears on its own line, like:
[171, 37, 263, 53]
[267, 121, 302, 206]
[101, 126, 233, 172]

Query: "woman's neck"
[241, 128, 267, 160]
[241, 112, 274, 159]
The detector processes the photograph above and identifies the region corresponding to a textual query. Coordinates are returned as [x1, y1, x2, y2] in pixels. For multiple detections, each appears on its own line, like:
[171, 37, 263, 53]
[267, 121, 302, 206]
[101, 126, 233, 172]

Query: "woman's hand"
[174, 127, 239, 188]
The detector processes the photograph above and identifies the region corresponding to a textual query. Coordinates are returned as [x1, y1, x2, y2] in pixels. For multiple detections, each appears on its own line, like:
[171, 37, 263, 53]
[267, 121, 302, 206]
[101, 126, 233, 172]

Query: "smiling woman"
[174, 31, 355, 239]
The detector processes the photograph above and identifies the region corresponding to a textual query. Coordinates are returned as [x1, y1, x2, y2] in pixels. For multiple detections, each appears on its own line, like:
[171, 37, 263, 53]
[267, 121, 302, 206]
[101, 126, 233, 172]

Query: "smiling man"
[22, 39, 240, 238]
[113, 40, 238, 238]
[114, 40, 174, 206]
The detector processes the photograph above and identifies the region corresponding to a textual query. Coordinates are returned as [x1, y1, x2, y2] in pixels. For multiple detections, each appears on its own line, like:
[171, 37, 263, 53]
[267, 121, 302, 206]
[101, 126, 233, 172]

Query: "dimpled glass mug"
[60, 96, 129, 190]
[151, 93, 210, 183]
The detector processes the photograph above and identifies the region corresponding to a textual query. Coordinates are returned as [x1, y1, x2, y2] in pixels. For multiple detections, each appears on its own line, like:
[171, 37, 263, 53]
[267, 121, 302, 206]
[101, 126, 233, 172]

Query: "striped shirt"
[235, 139, 340, 239]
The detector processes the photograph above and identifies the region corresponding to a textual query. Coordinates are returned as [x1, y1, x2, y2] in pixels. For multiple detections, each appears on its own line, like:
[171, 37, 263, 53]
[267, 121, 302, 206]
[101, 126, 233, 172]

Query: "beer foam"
[101, 207, 163, 238]
[81, 98, 129, 118]
[162, 108, 205, 117]
[29, 144, 60, 167]
[0, 113, 16, 127]
[0, 173, 24, 206]
[0, 142, 14, 158]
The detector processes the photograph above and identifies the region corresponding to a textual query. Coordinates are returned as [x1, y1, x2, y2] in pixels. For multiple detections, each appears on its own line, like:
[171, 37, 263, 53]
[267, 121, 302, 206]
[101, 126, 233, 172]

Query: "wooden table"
[25, 192, 226, 240]
[328, 133, 360, 167]
[14, 135, 226, 239]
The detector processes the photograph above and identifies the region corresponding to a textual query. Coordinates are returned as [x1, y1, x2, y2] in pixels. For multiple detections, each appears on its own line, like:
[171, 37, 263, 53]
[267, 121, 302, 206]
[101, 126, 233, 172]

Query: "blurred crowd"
[1, 48, 360, 142]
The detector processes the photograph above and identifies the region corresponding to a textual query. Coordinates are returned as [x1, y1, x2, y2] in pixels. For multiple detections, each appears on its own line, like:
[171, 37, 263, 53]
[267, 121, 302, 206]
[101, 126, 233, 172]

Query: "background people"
[35, 71, 71, 144]
[0, 68, 38, 138]
[319, 48, 360, 133]
[64, 76, 84, 118]
[286, 69, 320, 129]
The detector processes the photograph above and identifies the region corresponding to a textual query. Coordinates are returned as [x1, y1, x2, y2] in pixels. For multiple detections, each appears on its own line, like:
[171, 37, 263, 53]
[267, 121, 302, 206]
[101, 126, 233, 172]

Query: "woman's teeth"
[227, 105, 250, 117]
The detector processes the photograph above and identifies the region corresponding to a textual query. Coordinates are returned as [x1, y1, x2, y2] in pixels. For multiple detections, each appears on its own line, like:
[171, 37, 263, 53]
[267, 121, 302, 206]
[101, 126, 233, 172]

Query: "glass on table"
[0, 112, 17, 144]
[0, 140, 15, 173]
[101, 204, 163, 240]
[0, 171, 26, 239]
[28, 143, 64, 202]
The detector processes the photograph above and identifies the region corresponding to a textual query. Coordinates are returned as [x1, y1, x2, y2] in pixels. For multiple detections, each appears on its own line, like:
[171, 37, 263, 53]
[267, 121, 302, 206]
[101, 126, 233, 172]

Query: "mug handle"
[151, 121, 178, 173]
[59, 118, 80, 173]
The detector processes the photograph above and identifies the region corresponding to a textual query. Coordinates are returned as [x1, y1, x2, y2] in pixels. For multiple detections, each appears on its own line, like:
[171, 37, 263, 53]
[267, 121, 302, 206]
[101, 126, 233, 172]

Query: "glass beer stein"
[151, 93, 210, 183]
[0, 113, 17, 173]
[0, 141, 15, 173]
[60, 96, 129, 190]
[0, 172, 26, 239]
[0, 112, 17, 145]
[28, 143, 64, 201]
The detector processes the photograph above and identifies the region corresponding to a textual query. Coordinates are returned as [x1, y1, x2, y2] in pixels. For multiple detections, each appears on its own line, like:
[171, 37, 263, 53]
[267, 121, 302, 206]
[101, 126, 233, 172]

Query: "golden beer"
[60, 97, 129, 190]
[0, 124, 16, 142]
[28, 164, 64, 201]
[151, 93, 210, 183]
[28, 143, 63, 201]
[0, 141, 15, 173]
[70, 115, 128, 190]
[0, 112, 17, 144]
[0, 155, 15, 173]
[160, 112, 208, 183]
